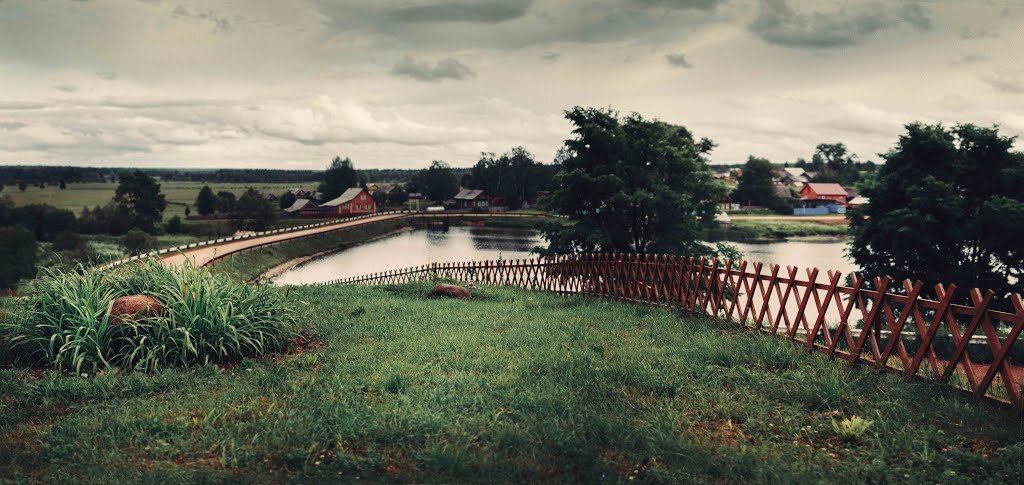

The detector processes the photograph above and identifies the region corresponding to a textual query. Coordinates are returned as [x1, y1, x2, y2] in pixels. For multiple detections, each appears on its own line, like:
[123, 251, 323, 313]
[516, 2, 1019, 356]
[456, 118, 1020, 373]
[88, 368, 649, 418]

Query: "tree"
[59, 180, 67, 190]
[319, 156, 359, 201]
[0, 226, 38, 289]
[216, 191, 237, 214]
[114, 170, 167, 233]
[185, 205, 191, 217]
[195, 185, 218, 216]
[410, 161, 459, 203]
[18, 182, 27, 191]
[233, 188, 277, 231]
[733, 156, 789, 213]
[849, 123, 1024, 299]
[540, 107, 726, 255]
[164, 215, 185, 234]
[121, 229, 157, 256]
[9, 203, 77, 241]
[464, 147, 557, 209]
[279, 191, 297, 210]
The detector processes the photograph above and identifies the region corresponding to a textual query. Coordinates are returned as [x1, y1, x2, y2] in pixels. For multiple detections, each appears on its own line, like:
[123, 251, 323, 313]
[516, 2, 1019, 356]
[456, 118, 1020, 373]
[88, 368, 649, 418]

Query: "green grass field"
[3, 282, 1022, 482]
[707, 219, 850, 241]
[1, 181, 320, 221]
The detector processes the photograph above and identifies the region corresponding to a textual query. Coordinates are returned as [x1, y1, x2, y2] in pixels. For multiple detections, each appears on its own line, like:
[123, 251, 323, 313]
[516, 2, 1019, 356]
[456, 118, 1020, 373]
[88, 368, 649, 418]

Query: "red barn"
[320, 187, 376, 216]
[799, 183, 850, 205]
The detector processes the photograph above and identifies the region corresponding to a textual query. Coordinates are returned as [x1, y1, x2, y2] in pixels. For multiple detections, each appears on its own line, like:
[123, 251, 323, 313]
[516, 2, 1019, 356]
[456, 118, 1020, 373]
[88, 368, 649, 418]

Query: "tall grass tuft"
[0, 260, 297, 373]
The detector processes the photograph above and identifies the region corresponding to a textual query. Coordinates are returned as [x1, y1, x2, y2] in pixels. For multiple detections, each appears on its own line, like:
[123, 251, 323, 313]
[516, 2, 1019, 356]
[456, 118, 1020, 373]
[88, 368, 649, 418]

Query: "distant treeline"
[0, 166, 468, 185]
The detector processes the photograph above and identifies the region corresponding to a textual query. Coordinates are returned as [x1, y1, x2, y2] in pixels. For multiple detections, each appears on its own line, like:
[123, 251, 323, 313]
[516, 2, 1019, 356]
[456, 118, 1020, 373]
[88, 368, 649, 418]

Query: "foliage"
[832, 416, 874, 442]
[319, 156, 360, 201]
[0, 225, 38, 289]
[164, 215, 185, 234]
[279, 190, 297, 210]
[79, 201, 134, 236]
[194, 185, 217, 216]
[464, 147, 557, 209]
[733, 156, 790, 213]
[0, 261, 296, 373]
[114, 170, 167, 233]
[409, 160, 460, 203]
[541, 107, 726, 255]
[795, 143, 875, 185]
[849, 123, 1024, 298]
[215, 191, 237, 214]
[121, 229, 158, 256]
[3, 283, 1022, 482]
[233, 188, 277, 231]
[0, 199, 77, 241]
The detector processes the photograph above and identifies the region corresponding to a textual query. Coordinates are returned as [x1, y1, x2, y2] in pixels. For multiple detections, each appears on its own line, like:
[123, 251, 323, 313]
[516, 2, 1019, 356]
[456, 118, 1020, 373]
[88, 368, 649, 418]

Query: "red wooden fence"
[314, 253, 1024, 413]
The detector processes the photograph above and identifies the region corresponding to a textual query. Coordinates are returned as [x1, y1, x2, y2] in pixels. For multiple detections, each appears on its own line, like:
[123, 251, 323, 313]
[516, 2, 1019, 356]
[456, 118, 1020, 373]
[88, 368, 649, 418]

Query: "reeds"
[0, 260, 296, 373]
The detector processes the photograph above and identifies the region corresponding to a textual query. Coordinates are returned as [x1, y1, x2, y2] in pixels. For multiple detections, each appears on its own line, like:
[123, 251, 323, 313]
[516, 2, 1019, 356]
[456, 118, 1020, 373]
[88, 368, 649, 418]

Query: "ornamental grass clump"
[0, 260, 297, 373]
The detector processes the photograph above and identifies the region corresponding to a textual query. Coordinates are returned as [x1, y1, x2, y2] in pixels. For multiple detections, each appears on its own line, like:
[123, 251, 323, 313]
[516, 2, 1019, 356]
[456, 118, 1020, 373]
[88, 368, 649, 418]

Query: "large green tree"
[114, 170, 167, 233]
[233, 188, 278, 231]
[0, 226, 38, 289]
[465, 147, 557, 209]
[849, 123, 1024, 298]
[195, 185, 218, 216]
[541, 107, 726, 255]
[411, 161, 460, 203]
[733, 156, 788, 212]
[319, 156, 359, 201]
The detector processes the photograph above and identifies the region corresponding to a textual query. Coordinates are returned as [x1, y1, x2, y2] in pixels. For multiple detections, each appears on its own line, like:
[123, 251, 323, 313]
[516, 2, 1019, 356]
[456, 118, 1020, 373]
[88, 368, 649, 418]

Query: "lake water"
[272, 227, 857, 286]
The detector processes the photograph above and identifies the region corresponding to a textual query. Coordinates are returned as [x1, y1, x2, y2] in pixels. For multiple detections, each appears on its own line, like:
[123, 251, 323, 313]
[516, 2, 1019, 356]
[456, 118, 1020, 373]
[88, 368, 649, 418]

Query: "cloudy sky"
[0, 0, 1021, 169]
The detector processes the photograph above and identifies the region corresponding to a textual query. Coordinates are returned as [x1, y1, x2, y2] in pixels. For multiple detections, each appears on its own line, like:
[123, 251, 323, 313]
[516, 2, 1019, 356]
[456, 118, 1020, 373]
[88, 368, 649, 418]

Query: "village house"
[283, 198, 321, 217]
[799, 182, 850, 205]
[453, 189, 490, 210]
[780, 167, 811, 186]
[319, 187, 376, 216]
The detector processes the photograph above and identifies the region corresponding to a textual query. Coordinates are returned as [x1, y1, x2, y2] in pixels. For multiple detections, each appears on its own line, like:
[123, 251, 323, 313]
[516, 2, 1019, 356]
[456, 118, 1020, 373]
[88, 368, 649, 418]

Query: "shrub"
[164, 215, 185, 234]
[0, 260, 297, 372]
[0, 226, 38, 289]
[121, 229, 157, 256]
[832, 416, 874, 442]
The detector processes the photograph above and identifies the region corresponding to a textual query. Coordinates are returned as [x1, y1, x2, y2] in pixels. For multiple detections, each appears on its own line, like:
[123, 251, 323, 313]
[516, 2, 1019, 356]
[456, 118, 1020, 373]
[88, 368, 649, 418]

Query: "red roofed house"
[799, 183, 850, 206]
[320, 187, 376, 216]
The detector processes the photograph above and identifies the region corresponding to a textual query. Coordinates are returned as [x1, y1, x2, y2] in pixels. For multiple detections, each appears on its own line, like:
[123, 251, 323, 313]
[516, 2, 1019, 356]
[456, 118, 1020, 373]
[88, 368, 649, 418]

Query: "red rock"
[431, 284, 471, 299]
[109, 295, 163, 324]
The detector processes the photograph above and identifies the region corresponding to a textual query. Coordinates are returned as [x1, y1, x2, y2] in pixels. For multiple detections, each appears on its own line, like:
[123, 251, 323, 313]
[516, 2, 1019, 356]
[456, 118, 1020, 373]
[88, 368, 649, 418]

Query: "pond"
[272, 226, 857, 286]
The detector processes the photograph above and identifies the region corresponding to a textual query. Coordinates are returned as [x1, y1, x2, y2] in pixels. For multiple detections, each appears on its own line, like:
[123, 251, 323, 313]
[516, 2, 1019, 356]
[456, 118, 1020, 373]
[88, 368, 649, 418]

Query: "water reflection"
[272, 226, 544, 286]
[273, 227, 858, 286]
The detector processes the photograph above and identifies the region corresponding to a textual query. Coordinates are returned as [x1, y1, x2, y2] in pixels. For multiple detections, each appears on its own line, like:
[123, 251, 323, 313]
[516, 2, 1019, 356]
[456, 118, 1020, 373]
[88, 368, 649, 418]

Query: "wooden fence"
[314, 253, 1024, 413]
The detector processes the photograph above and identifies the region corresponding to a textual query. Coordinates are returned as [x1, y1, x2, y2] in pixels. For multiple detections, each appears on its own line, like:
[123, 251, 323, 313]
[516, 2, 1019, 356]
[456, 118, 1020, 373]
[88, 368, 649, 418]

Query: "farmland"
[1, 181, 321, 221]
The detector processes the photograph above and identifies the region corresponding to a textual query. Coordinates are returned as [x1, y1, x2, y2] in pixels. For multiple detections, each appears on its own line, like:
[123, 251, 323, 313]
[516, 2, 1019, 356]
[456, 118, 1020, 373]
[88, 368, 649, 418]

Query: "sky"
[0, 0, 1021, 170]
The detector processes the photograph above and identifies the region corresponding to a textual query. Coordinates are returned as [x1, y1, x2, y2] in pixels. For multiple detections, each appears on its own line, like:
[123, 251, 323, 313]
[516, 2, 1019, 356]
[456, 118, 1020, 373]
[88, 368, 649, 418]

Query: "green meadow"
[3, 282, 1022, 483]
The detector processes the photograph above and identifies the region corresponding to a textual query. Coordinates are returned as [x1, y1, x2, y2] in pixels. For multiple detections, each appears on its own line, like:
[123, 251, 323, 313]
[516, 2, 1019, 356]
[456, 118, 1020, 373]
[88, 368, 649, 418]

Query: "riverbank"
[3, 282, 1020, 482]
[254, 226, 415, 282]
[707, 219, 849, 242]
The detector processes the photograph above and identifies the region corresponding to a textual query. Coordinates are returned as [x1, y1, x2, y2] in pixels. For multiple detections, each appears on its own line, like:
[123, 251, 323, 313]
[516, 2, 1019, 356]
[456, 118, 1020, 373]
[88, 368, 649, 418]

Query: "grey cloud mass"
[665, 53, 693, 68]
[0, 0, 1021, 169]
[391, 56, 476, 82]
[749, 0, 932, 49]
[387, 0, 531, 23]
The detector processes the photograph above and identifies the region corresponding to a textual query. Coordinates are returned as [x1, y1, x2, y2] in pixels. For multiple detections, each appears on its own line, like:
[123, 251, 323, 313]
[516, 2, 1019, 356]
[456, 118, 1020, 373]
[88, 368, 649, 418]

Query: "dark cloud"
[541, 52, 560, 62]
[96, 71, 118, 81]
[387, 1, 531, 24]
[391, 56, 476, 82]
[749, 0, 932, 49]
[633, 0, 723, 10]
[665, 53, 693, 68]
[53, 84, 78, 92]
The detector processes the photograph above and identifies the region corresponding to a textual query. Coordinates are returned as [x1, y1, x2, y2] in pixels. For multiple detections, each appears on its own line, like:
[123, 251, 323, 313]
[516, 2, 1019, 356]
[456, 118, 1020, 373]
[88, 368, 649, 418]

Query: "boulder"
[109, 295, 164, 324]
[431, 284, 471, 299]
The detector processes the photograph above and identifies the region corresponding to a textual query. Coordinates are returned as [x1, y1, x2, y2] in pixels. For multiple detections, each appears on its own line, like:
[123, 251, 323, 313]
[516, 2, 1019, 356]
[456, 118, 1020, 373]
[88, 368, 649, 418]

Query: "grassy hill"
[3, 282, 1023, 482]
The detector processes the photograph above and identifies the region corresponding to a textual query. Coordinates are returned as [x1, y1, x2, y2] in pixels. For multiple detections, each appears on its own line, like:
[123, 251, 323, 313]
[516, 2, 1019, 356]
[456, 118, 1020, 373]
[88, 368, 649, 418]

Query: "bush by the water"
[0, 260, 296, 373]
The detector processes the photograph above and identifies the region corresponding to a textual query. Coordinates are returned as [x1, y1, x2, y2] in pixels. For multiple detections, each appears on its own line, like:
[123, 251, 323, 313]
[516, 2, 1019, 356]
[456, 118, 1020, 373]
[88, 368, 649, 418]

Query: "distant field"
[1, 181, 321, 220]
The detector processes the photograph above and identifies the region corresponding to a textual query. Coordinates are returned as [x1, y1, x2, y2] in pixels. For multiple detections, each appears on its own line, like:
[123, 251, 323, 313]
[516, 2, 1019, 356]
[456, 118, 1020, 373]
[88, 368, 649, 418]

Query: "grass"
[2, 282, 1022, 482]
[0, 261, 297, 374]
[706, 219, 850, 241]
[2, 181, 319, 221]
[209, 219, 410, 282]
